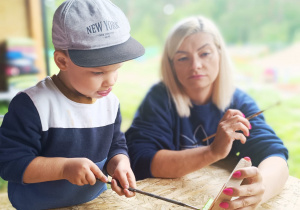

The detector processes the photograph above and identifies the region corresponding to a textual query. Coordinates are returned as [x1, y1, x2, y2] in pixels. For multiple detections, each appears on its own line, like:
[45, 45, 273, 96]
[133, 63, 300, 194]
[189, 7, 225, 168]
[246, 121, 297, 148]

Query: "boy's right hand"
[62, 158, 108, 186]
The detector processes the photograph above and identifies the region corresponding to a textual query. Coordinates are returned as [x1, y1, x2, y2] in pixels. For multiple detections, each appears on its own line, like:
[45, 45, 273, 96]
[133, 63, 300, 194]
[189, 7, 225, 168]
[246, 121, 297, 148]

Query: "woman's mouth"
[189, 74, 206, 79]
[97, 87, 112, 96]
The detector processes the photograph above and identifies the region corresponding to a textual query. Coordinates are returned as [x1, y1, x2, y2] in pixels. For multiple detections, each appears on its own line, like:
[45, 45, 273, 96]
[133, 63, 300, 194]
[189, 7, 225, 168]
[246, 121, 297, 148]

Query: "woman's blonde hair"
[161, 16, 235, 117]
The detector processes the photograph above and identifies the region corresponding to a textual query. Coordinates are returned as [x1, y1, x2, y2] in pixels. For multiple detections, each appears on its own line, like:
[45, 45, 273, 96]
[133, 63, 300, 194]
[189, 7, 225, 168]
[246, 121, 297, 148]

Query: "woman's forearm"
[258, 156, 289, 203]
[151, 146, 219, 178]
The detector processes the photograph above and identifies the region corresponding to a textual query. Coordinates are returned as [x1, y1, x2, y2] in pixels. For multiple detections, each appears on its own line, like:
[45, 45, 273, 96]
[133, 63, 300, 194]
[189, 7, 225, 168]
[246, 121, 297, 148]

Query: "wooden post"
[26, 0, 47, 80]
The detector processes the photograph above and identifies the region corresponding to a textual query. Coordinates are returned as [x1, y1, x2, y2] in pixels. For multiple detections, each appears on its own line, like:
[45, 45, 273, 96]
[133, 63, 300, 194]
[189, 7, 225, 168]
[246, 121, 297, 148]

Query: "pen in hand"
[202, 101, 280, 142]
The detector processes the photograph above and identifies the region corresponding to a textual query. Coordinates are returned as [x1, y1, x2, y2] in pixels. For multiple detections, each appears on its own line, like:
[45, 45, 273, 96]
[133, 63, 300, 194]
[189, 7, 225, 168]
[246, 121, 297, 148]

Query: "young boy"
[0, 0, 144, 209]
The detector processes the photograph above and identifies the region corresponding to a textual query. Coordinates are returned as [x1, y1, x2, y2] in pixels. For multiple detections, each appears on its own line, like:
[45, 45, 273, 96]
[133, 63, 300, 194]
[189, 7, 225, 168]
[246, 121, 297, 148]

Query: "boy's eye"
[92, 72, 104, 75]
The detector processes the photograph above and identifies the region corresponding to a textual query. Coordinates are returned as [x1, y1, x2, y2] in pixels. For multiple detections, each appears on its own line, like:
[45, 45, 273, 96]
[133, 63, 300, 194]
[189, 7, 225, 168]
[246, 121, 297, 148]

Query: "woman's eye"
[201, 52, 210, 57]
[178, 57, 188, 61]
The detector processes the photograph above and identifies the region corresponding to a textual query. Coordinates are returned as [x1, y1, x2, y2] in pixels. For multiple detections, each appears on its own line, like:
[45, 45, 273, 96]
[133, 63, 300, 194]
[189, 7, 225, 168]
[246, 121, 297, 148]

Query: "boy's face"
[57, 52, 123, 99]
[70, 62, 122, 99]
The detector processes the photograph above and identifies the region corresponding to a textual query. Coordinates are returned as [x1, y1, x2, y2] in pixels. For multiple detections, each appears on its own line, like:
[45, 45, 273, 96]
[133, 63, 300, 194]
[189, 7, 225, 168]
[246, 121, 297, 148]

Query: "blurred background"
[0, 0, 300, 196]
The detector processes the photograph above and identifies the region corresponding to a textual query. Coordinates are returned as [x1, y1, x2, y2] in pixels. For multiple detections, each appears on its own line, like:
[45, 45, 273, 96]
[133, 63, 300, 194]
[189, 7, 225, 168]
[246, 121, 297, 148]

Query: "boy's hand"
[108, 154, 136, 198]
[62, 158, 108, 186]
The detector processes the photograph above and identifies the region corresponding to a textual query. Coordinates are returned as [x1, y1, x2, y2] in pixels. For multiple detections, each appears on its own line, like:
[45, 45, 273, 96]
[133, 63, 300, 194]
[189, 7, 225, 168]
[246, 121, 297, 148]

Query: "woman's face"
[173, 32, 220, 96]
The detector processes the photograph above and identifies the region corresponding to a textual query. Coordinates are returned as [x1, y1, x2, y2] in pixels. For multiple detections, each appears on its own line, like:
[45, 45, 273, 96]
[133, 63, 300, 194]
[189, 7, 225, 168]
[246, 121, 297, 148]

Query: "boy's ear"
[54, 51, 70, 71]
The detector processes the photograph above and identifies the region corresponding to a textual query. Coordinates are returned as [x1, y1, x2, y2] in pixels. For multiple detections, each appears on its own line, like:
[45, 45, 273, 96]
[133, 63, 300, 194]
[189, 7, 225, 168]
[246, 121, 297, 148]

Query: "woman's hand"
[210, 109, 251, 160]
[108, 154, 136, 198]
[219, 166, 265, 210]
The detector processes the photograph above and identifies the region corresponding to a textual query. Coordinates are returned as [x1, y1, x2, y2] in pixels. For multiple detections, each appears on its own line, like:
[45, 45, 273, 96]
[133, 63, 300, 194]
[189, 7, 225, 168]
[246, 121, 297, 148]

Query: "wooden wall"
[0, 0, 29, 40]
[0, 0, 46, 79]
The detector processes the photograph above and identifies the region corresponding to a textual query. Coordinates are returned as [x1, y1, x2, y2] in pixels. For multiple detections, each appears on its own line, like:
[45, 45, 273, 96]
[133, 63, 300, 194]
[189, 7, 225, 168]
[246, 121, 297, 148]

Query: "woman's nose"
[191, 57, 203, 70]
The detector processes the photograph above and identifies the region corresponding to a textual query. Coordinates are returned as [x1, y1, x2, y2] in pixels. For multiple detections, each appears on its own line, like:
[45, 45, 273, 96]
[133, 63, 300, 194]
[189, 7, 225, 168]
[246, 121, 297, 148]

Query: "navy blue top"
[126, 82, 288, 180]
[0, 77, 128, 210]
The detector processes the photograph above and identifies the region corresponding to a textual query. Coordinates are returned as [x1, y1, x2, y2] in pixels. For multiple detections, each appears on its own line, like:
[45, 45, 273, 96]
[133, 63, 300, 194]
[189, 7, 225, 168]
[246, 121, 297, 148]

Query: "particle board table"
[53, 158, 300, 210]
[1, 158, 299, 210]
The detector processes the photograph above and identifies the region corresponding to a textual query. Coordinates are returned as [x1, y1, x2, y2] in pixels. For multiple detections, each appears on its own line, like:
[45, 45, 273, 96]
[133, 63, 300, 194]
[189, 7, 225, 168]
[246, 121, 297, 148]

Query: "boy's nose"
[103, 73, 117, 86]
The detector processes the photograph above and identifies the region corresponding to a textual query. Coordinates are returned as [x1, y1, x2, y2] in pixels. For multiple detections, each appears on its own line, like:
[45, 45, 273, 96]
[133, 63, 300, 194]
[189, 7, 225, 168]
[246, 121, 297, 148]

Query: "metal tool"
[105, 180, 200, 209]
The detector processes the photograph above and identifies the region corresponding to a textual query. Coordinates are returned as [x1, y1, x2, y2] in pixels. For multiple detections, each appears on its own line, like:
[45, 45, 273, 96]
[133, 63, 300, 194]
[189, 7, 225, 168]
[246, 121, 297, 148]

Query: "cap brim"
[68, 37, 145, 67]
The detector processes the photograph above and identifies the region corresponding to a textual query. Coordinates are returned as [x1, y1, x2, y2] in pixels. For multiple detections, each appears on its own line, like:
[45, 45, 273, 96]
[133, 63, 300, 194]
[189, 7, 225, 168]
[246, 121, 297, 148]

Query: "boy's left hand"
[108, 154, 136, 198]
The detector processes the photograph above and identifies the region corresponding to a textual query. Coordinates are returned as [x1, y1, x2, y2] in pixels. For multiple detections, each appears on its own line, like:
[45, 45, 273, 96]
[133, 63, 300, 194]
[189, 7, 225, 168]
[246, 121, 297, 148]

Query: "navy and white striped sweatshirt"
[0, 76, 128, 210]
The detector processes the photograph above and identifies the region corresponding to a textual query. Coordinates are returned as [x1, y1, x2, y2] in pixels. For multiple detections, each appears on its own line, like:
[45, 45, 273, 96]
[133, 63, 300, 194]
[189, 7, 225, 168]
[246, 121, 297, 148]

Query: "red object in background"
[5, 66, 20, 76]
[264, 68, 277, 83]
[5, 65, 38, 76]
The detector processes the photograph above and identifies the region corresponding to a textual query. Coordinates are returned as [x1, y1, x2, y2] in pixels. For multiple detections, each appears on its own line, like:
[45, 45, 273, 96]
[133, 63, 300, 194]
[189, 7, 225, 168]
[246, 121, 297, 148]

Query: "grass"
[246, 88, 300, 177]
[0, 102, 8, 192]
[235, 58, 300, 178]
[0, 54, 299, 194]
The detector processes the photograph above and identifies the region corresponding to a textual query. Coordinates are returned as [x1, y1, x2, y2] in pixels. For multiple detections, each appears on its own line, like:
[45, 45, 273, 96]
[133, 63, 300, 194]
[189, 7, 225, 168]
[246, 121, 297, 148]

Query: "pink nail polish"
[223, 188, 233, 195]
[246, 131, 249, 137]
[242, 113, 245, 118]
[233, 171, 241, 178]
[244, 156, 251, 162]
[219, 202, 229, 209]
[249, 124, 252, 129]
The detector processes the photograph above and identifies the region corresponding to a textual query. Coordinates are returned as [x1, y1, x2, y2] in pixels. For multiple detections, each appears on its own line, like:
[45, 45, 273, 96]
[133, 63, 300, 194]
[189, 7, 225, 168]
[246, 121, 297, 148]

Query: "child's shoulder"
[23, 76, 56, 95]
[22, 76, 61, 106]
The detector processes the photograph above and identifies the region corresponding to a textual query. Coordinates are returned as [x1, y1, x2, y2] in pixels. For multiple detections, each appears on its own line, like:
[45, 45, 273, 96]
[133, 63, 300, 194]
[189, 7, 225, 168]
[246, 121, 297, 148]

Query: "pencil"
[202, 101, 280, 142]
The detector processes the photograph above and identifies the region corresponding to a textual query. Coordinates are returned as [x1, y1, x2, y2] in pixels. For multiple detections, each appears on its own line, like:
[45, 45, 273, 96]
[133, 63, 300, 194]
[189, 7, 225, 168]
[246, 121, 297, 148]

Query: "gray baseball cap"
[52, 0, 145, 67]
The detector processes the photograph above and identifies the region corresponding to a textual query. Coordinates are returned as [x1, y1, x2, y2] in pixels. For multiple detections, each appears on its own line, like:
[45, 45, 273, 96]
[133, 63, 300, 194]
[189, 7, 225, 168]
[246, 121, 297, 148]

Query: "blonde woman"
[126, 16, 288, 209]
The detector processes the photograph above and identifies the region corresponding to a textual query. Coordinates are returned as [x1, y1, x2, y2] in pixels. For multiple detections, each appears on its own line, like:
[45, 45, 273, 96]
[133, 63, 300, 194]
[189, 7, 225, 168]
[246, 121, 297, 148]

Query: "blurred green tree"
[44, 0, 300, 49]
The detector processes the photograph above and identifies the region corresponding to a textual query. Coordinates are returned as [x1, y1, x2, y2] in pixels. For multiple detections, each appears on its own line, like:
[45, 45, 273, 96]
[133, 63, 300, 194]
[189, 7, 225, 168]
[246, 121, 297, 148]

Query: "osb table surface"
[1, 159, 299, 210]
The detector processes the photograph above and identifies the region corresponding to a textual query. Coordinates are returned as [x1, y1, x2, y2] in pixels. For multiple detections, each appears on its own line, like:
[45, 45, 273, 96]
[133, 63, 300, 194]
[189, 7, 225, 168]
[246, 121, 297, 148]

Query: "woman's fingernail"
[242, 113, 245, 118]
[244, 156, 251, 162]
[223, 188, 233, 195]
[245, 131, 249, 137]
[233, 171, 242, 178]
[249, 124, 252, 129]
[219, 202, 229, 209]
